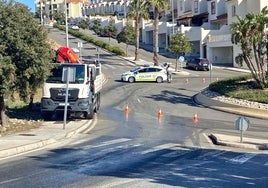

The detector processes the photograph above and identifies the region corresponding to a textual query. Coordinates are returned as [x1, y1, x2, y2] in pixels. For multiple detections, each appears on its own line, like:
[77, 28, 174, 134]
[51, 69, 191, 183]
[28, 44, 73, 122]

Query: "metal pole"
[40, 0, 43, 25]
[97, 47, 100, 64]
[79, 42, 82, 58]
[171, 0, 175, 34]
[165, 10, 168, 48]
[65, 0, 69, 47]
[210, 65, 212, 84]
[51, 0, 53, 22]
[63, 67, 70, 129]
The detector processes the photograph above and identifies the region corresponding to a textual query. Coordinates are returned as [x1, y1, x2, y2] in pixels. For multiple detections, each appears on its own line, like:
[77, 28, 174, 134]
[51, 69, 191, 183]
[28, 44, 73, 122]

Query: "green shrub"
[209, 74, 268, 104]
[110, 46, 125, 56]
[53, 24, 125, 56]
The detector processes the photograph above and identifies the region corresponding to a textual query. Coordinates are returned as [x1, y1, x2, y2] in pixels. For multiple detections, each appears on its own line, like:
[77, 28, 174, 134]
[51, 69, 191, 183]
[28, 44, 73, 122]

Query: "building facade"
[35, 0, 86, 23]
[35, 0, 268, 68]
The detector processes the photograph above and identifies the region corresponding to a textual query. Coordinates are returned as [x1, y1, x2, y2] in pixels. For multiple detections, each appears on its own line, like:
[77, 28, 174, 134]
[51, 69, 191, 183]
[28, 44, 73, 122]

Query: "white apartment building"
[35, 0, 86, 23]
[206, 0, 268, 67]
[35, 0, 268, 68]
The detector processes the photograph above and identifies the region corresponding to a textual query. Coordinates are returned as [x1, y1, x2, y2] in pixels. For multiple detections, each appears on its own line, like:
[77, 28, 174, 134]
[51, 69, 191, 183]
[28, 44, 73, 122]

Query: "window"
[194, 0, 198, 13]
[148, 68, 158, 72]
[232, 5, 236, 17]
[138, 68, 147, 73]
[211, 2, 215, 15]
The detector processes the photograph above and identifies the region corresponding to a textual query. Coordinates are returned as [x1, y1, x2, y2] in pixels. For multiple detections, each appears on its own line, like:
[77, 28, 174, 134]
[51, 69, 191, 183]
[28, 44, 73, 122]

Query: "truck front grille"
[50, 88, 79, 101]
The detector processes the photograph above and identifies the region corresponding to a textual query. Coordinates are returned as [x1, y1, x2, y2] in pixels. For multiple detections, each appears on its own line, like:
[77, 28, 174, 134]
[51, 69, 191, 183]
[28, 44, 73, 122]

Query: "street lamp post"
[63, 0, 69, 128]
[40, 0, 43, 25]
[171, 0, 175, 34]
[65, 0, 69, 47]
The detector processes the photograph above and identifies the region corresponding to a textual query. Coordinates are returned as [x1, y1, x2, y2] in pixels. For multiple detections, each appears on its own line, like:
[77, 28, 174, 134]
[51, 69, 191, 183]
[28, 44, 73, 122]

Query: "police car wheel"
[128, 77, 135, 83]
[156, 77, 163, 83]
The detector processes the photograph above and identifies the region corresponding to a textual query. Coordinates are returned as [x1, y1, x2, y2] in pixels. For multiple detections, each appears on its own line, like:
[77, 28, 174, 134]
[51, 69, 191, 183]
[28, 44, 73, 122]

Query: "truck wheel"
[85, 104, 94, 119]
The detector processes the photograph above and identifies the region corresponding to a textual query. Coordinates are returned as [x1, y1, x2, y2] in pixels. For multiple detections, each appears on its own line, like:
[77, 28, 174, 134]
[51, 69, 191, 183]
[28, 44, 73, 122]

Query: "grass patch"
[209, 74, 268, 104]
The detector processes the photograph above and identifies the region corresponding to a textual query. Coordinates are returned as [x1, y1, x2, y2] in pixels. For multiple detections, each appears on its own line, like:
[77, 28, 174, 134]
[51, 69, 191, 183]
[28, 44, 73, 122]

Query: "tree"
[102, 22, 117, 43]
[78, 19, 90, 30]
[127, 0, 151, 61]
[52, 10, 65, 25]
[91, 19, 102, 35]
[230, 6, 268, 89]
[151, 0, 169, 66]
[166, 33, 191, 71]
[0, 1, 55, 126]
[117, 24, 135, 56]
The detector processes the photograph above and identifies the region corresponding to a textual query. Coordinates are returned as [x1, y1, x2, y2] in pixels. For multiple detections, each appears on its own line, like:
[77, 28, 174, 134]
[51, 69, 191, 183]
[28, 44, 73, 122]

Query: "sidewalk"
[0, 120, 93, 159]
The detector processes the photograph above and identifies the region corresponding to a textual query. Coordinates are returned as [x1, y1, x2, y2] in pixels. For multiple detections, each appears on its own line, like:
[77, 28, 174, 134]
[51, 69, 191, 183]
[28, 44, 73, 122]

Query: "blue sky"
[16, 0, 35, 12]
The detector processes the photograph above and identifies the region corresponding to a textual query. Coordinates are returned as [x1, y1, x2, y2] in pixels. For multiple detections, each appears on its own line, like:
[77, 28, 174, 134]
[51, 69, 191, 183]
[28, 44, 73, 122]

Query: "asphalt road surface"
[0, 27, 267, 188]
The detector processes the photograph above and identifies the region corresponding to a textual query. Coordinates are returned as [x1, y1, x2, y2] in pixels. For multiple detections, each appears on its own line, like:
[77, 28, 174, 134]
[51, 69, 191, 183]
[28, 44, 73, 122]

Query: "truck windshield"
[46, 65, 85, 84]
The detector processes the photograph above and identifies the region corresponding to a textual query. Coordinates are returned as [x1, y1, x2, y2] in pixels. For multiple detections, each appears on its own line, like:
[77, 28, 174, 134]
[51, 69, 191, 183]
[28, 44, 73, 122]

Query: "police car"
[121, 65, 168, 83]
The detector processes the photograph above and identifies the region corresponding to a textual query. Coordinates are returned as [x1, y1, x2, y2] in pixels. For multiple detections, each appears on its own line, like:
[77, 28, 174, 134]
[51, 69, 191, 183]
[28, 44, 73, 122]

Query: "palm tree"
[151, 0, 169, 65]
[128, 0, 151, 61]
[230, 6, 268, 88]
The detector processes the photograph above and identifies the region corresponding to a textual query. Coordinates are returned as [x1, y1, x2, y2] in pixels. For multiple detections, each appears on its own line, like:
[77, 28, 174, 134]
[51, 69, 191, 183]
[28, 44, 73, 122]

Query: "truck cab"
[41, 46, 102, 120]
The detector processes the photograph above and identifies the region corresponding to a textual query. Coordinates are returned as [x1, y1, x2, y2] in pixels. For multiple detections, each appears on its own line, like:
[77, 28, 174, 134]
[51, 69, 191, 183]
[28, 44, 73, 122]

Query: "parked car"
[69, 24, 80, 30]
[186, 58, 210, 71]
[121, 65, 168, 83]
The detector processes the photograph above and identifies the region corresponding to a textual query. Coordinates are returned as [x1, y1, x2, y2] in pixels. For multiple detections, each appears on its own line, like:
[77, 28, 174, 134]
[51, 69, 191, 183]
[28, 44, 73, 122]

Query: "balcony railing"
[208, 34, 231, 42]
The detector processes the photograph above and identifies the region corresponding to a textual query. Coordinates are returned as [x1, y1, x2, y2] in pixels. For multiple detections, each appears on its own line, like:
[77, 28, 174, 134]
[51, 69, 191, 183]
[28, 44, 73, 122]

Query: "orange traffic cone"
[158, 108, 163, 119]
[185, 78, 189, 84]
[124, 104, 129, 114]
[124, 104, 129, 121]
[193, 112, 198, 123]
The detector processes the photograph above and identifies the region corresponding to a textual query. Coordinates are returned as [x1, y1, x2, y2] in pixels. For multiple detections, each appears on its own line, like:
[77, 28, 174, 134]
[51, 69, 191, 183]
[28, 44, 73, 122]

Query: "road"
[0, 27, 267, 188]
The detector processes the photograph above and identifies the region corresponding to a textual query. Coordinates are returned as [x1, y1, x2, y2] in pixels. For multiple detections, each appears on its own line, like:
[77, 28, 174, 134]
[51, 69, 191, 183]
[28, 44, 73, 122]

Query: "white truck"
[41, 59, 102, 120]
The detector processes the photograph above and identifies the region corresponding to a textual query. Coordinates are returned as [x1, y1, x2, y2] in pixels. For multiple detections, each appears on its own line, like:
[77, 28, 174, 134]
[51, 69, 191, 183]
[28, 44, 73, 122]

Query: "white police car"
[121, 65, 168, 83]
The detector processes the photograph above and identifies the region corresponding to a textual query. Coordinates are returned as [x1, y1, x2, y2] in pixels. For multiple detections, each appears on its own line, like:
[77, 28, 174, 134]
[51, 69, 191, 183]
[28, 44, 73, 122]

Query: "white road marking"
[229, 153, 256, 164]
[91, 138, 132, 148]
[199, 150, 226, 159]
[140, 143, 179, 155]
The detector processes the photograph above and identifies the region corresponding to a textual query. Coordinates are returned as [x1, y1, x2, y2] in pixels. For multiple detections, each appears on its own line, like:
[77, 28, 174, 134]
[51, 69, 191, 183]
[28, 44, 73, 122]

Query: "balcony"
[208, 34, 231, 43]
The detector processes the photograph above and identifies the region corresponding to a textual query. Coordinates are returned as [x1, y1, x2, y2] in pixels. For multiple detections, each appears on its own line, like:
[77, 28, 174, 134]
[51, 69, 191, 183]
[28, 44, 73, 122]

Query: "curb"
[0, 120, 93, 159]
[193, 92, 268, 120]
[208, 134, 268, 150]
[0, 138, 56, 159]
